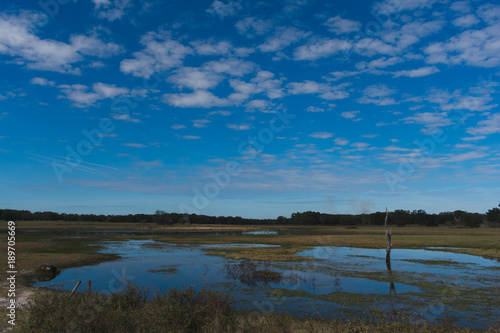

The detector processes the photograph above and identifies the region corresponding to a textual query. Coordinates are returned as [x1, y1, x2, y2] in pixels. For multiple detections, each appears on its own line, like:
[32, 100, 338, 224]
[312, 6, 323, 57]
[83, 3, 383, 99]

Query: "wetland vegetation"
[1, 218, 499, 332]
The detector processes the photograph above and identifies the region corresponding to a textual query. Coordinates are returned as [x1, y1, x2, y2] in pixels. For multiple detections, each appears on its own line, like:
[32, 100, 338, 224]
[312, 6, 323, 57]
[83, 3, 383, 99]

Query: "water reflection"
[33, 240, 499, 330]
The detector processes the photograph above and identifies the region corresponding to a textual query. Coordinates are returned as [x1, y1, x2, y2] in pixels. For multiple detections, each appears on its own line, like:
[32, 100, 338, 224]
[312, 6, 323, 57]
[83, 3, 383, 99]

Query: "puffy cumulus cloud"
[258, 27, 311, 53]
[163, 90, 232, 108]
[244, 99, 275, 113]
[340, 111, 361, 121]
[334, 138, 349, 146]
[373, 0, 439, 15]
[0, 11, 122, 74]
[287, 80, 349, 100]
[192, 119, 211, 128]
[309, 132, 334, 139]
[120, 31, 192, 78]
[355, 56, 403, 72]
[229, 71, 284, 101]
[235, 17, 273, 38]
[357, 84, 397, 106]
[393, 66, 440, 78]
[353, 38, 398, 57]
[58, 83, 130, 107]
[452, 14, 480, 28]
[323, 16, 362, 35]
[190, 40, 232, 56]
[466, 113, 500, 136]
[203, 58, 255, 77]
[424, 24, 500, 68]
[380, 19, 444, 49]
[92, 0, 131, 21]
[168, 67, 224, 90]
[476, 3, 500, 25]
[426, 87, 498, 112]
[306, 106, 324, 113]
[207, 0, 242, 19]
[402, 111, 453, 134]
[450, 1, 472, 14]
[30, 77, 55, 87]
[293, 38, 351, 61]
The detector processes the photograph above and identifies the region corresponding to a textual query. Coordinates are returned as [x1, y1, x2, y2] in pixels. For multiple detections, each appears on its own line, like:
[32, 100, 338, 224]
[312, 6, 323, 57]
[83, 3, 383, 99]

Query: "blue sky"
[0, 0, 499, 218]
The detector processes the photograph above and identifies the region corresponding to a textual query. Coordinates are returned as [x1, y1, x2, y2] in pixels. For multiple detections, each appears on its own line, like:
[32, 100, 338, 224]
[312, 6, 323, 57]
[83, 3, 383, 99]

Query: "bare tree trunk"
[384, 207, 392, 271]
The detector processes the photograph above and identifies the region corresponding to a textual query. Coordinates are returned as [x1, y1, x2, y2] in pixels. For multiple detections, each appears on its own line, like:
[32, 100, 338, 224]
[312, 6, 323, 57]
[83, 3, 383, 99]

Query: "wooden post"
[87, 280, 91, 294]
[384, 208, 392, 271]
[70, 280, 81, 297]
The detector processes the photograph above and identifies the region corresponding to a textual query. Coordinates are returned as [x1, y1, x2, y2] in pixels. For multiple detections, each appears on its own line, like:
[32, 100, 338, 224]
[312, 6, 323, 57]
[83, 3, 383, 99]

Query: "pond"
[35, 239, 500, 329]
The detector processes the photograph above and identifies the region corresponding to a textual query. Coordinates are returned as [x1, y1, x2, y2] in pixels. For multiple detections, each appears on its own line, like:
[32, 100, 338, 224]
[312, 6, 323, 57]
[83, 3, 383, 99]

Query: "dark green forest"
[1, 207, 499, 228]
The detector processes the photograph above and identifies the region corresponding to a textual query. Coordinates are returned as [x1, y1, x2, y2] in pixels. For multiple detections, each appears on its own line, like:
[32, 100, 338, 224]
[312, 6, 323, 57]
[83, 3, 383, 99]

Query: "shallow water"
[35, 239, 500, 329]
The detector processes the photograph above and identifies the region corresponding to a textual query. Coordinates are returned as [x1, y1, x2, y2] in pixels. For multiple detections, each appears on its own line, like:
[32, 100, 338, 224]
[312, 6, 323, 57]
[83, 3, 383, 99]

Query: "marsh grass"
[15, 283, 495, 333]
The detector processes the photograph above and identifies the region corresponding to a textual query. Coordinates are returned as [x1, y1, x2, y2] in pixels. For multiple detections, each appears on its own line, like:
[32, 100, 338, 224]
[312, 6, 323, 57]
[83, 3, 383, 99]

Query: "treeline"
[1, 207, 499, 228]
[285, 208, 500, 228]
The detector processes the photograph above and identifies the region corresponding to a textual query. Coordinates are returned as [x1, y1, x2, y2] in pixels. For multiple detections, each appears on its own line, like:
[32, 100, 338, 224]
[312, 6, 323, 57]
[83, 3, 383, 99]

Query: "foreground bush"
[18, 283, 236, 333]
[17, 283, 497, 333]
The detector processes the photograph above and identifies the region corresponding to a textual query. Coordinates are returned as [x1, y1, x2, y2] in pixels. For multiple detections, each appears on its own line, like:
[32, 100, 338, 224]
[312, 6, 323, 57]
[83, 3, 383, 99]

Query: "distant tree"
[486, 207, 500, 224]
[392, 209, 410, 227]
[153, 210, 169, 225]
[453, 210, 468, 227]
[463, 213, 482, 228]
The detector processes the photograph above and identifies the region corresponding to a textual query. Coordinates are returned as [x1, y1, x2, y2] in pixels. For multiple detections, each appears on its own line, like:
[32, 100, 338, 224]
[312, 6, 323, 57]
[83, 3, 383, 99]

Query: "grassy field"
[1, 221, 499, 332]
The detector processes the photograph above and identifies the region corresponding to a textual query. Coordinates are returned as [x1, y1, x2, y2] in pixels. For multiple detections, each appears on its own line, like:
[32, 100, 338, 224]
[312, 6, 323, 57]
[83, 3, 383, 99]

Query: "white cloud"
[182, 135, 201, 140]
[203, 58, 255, 77]
[309, 132, 333, 139]
[293, 38, 350, 61]
[58, 83, 129, 107]
[341, 111, 361, 121]
[190, 40, 232, 56]
[92, 0, 131, 21]
[355, 56, 403, 71]
[163, 90, 231, 108]
[168, 67, 223, 90]
[235, 17, 273, 38]
[226, 124, 252, 130]
[334, 138, 349, 146]
[0, 11, 122, 74]
[306, 106, 324, 112]
[466, 113, 500, 136]
[207, 0, 242, 18]
[171, 124, 186, 129]
[374, 0, 439, 15]
[30, 77, 55, 87]
[244, 99, 274, 112]
[209, 110, 231, 116]
[120, 32, 192, 78]
[452, 14, 480, 28]
[357, 84, 397, 106]
[353, 38, 398, 57]
[193, 119, 211, 128]
[477, 3, 500, 25]
[287, 80, 349, 100]
[403, 111, 453, 134]
[447, 151, 488, 162]
[124, 143, 147, 148]
[258, 27, 311, 53]
[450, 1, 471, 14]
[323, 16, 361, 34]
[93, 82, 129, 98]
[229, 71, 284, 101]
[424, 24, 500, 68]
[381, 19, 444, 49]
[393, 66, 440, 78]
